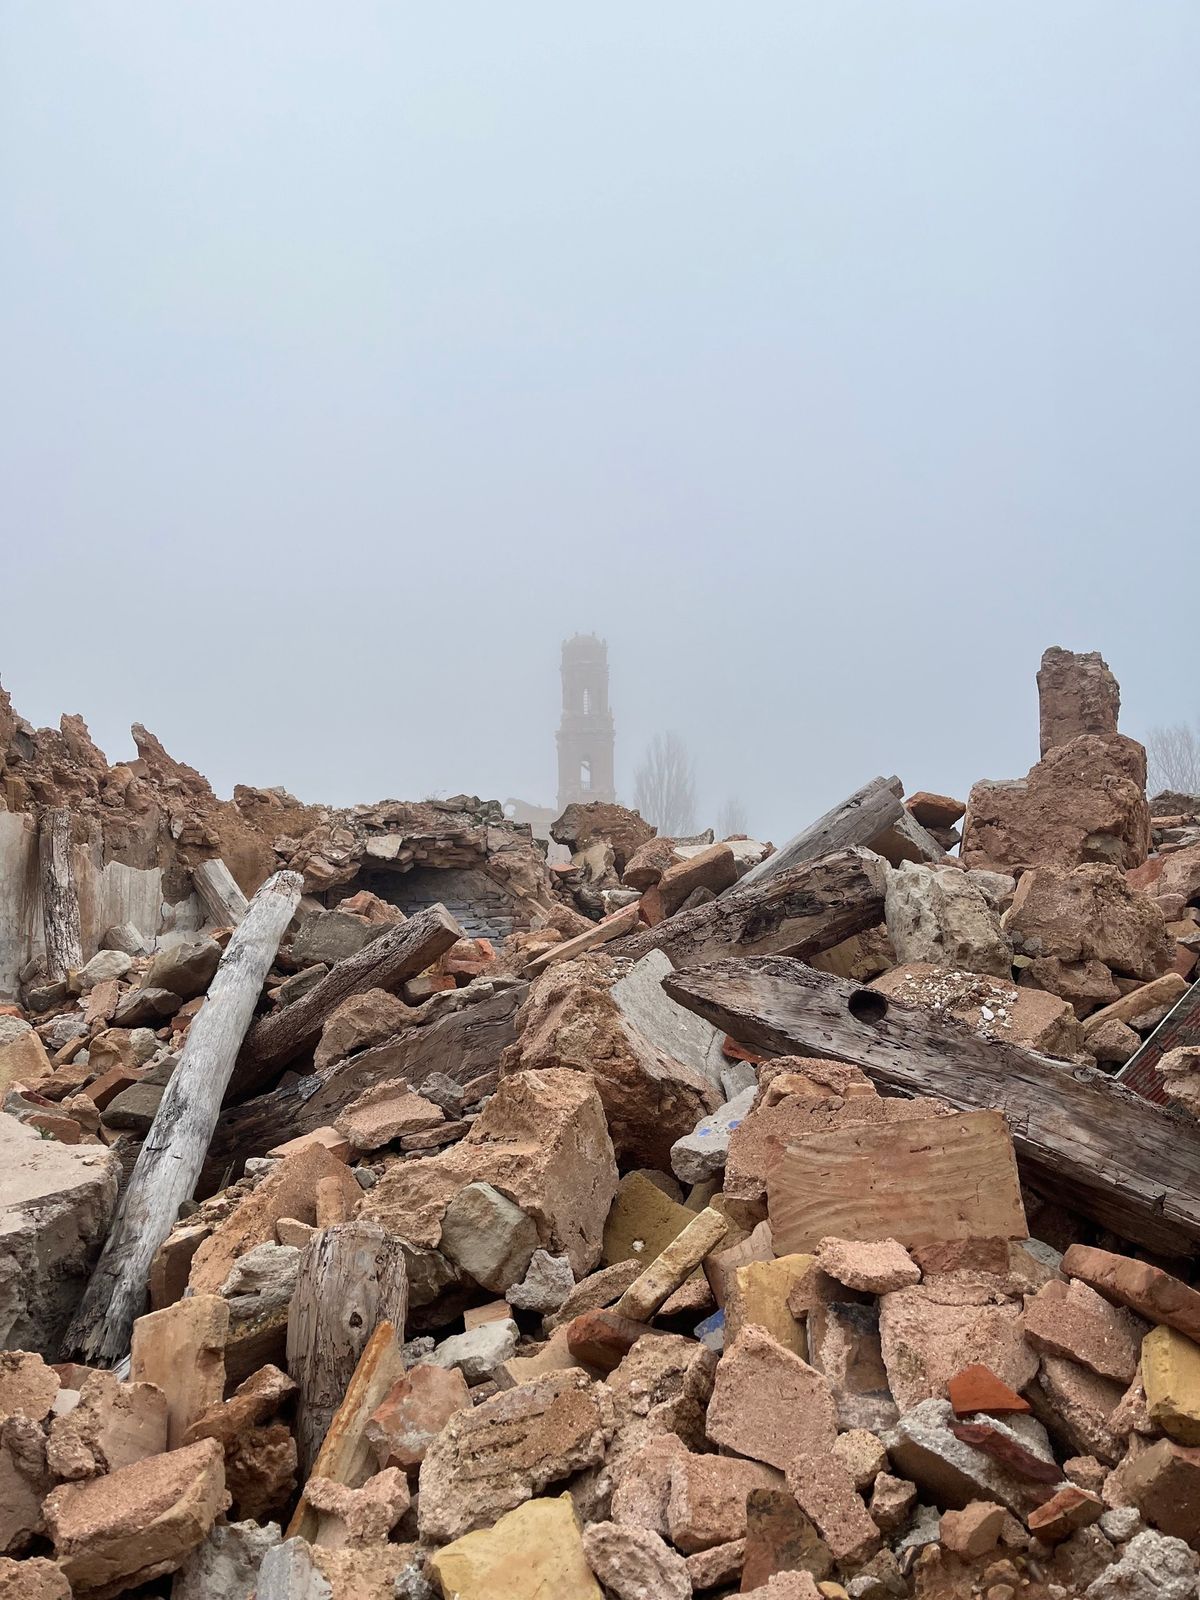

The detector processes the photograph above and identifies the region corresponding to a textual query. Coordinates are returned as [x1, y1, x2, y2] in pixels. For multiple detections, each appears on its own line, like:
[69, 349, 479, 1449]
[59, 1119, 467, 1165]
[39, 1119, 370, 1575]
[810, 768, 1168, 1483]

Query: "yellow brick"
[1142, 1324, 1200, 1445]
[724, 1255, 814, 1358]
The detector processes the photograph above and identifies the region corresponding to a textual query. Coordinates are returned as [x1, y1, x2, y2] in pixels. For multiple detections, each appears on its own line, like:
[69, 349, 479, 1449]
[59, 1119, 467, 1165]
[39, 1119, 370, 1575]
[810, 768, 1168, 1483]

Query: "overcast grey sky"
[3, 4, 1197, 842]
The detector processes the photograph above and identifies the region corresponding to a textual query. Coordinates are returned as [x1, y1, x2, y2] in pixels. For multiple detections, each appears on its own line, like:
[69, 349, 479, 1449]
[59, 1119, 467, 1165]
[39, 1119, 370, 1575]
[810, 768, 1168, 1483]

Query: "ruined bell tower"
[556, 634, 615, 811]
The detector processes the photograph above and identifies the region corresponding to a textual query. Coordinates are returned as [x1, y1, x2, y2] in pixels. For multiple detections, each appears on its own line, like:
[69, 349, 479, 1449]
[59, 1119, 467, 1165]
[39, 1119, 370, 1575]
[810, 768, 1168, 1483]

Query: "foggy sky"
[3, 4, 1198, 845]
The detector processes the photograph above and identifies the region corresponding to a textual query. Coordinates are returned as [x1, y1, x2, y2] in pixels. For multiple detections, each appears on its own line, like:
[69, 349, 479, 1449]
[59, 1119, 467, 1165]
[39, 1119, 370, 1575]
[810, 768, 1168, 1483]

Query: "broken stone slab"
[45, 1436, 229, 1596]
[884, 861, 1013, 978]
[670, 1084, 756, 1184]
[365, 1363, 470, 1471]
[1032, 1354, 1126, 1466]
[1023, 1277, 1148, 1383]
[877, 1278, 1037, 1413]
[602, 1170, 695, 1268]
[1109, 1437, 1200, 1543]
[740, 1485, 833, 1588]
[0, 1029, 52, 1093]
[1142, 1324, 1200, 1445]
[424, 1318, 519, 1384]
[438, 1182, 538, 1293]
[706, 1324, 837, 1471]
[418, 1369, 615, 1543]
[313, 987, 413, 1073]
[171, 1517, 282, 1600]
[817, 1236, 921, 1295]
[783, 1451, 882, 1566]
[506, 1249, 574, 1314]
[581, 1519, 690, 1600]
[360, 1069, 618, 1279]
[0, 1349, 59, 1423]
[130, 1293, 229, 1449]
[723, 1253, 812, 1355]
[47, 1368, 168, 1479]
[429, 1492, 603, 1599]
[666, 1451, 784, 1553]
[499, 954, 721, 1168]
[1061, 1243, 1200, 1343]
[0, 1111, 120, 1355]
[883, 1397, 1062, 1515]
[961, 733, 1150, 874]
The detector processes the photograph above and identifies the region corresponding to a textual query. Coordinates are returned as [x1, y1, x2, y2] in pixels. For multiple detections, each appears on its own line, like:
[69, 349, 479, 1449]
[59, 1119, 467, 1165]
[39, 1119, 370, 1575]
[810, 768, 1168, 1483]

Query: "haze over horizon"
[3, 5, 1198, 842]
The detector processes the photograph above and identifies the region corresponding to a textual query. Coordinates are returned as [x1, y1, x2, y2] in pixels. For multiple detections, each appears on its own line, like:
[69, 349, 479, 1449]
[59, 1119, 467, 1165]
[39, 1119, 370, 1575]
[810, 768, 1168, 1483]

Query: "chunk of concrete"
[0, 1112, 119, 1355]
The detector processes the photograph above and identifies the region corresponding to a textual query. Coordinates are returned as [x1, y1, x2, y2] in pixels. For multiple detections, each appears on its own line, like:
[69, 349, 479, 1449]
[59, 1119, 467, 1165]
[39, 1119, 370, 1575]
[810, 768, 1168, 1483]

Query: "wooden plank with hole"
[768, 1109, 1027, 1256]
[662, 954, 1200, 1256]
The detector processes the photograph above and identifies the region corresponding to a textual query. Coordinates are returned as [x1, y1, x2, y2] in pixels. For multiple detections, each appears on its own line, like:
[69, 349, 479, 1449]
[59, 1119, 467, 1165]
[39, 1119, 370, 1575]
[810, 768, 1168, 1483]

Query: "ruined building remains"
[555, 632, 615, 812]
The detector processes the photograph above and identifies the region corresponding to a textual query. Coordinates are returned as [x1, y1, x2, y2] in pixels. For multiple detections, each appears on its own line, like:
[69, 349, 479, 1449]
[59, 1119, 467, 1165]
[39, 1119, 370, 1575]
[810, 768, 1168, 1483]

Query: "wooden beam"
[662, 955, 1200, 1257]
[731, 776, 905, 893]
[616, 848, 887, 970]
[287, 1220, 408, 1475]
[191, 858, 251, 927]
[61, 871, 303, 1365]
[38, 807, 83, 980]
[1119, 971, 1200, 1105]
[229, 901, 464, 1098]
[209, 981, 525, 1164]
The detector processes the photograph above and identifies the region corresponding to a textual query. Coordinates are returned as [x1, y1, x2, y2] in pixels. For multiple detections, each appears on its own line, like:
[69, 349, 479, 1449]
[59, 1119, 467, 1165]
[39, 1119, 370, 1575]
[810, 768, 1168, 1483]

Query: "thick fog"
[3, 4, 1198, 842]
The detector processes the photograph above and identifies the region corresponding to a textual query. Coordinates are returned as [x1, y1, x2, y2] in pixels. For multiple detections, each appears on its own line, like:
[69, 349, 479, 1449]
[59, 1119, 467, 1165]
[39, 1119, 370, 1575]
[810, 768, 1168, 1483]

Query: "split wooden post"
[730, 776, 905, 892]
[191, 857, 251, 927]
[663, 954, 1200, 1257]
[287, 1219, 408, 1474]
[61, 870, 303, 1366]
[38, 806, 83, 979]
[229, 901, 464, 1098]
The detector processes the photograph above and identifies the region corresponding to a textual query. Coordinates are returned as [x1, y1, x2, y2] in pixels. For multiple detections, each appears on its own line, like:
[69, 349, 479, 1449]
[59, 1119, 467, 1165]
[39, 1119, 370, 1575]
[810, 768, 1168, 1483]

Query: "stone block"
[784, 1452, 882, 1566]
[1111, 1437, 1200, 1543]
[724, 1254, 812, 1355]
[47, 1369, 168, 1478]
[817, 1236, 921, 1295]
[939, 1499, 1005, 1557]
[884, 861, 1013, 977]
[706, 1325, 838, 1471]
[1142, 1324, 1200, 1444]
[129, 1294, 229, 1449]
[1024, 1278, 1147, 1383]
[878, 1280, 1037, 1412]
[45, 1437, 228, 1595]
[429, 1492, 603, 1599]
[666, 1451, 784, 1553]
[581, 1520, 690, 1600]
[438, 1182, 538, 1293]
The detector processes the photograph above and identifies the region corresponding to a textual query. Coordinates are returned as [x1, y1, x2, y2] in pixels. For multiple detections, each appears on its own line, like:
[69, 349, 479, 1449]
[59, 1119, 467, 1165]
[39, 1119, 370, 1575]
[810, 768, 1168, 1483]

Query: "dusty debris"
[0, 645, 1198, 1595]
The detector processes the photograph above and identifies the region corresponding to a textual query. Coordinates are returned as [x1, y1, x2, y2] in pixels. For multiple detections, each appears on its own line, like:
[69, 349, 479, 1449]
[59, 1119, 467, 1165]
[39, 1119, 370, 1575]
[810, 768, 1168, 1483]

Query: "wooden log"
[191, 857, 251, 927]
[615, 847, 887, 970]
[524, 900, 642, 974]
[1118, 971, 1200, 1104]
[662, 955, 1200, 1257]
[208, 980, 526, 1164]
[61, 870, 302, 1365]
[229, 901, 463, 1098]
[287, 1220, 408, 1475]
[38, 806, 83, 980]
[731, 776, 905, 893]
[286, 1319, 405, 1545]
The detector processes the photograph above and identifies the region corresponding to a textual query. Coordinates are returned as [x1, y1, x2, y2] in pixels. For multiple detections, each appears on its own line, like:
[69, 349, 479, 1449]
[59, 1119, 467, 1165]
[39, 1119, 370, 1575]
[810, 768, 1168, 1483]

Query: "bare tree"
[1147, 722, 1200, 797]
[717, 795, 748, 838]
[634, 731, 697, 836]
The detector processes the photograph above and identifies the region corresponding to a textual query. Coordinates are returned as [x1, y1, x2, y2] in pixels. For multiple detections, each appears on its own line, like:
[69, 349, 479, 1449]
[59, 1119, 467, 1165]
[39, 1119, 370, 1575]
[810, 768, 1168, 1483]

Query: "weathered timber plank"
[209, 981, 525, 1164]
[229, 901, 463, 1098]
[731, 776, 905, 893]
[768, 1110, 1027, 1255]
[615, 848, 887, 970]
[287, 1220, 408, 1475]
[38, 807, 83, 979]
[662, 955, 1200, 1257]
[524, 900, 642, 974]
[62, 871, 303, 1364]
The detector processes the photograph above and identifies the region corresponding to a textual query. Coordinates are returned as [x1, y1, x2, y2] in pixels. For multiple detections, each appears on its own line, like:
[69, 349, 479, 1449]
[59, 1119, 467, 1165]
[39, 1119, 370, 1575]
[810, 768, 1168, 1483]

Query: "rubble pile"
[0, 646, 1199, 1598]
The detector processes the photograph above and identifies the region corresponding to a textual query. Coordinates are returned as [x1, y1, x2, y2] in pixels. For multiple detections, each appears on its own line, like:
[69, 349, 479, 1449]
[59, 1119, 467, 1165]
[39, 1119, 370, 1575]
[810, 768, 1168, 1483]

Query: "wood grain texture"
[286, 1319, 405, 1546]
[663, 955, 1200, 1257]
[287, 1220, 408, 1475]
[730, 776, 904, 893]
[38, 807, 83, 979]
[230, 901, 464, 1097]
[192, 857, 250, 927]
[768, 1110, 1026, 1255]
[615, 847, 887, 970]
[208, 981, 525, 1163]
[62, 871, 303, 1365]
